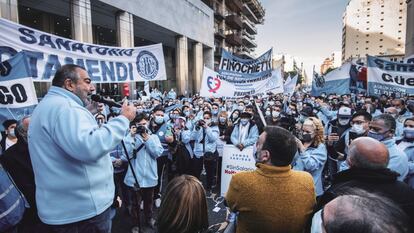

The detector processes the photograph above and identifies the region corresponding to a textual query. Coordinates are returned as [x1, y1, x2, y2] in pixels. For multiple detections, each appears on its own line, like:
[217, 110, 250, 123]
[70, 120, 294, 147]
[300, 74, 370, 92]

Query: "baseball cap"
[338, 106, 352, 118]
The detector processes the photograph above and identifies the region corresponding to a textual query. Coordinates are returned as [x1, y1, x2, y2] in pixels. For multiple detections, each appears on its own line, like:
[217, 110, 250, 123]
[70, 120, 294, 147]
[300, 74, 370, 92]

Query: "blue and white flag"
[0, 52, 37, 125]
[0, 18, 166, 83]
[367, 55, 414, 97]
[311, 63, 351, 96]
[284, 74, 298, 96]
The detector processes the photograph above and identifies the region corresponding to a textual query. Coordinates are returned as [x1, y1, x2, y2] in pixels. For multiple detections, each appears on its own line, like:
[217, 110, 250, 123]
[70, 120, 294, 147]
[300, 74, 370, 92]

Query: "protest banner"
[0, 52, 37, 126]
[200, 66, 284, 98]
[220, 145, 256, 197]
[367, 55, 414, 97]
[311, 62, 351, 96]
[0, 18, 166, 83]
[405, 55, 414, 64]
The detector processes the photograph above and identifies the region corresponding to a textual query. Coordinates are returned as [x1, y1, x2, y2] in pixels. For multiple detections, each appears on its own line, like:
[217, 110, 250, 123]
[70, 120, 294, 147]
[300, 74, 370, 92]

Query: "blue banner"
[0, 52, 37, 128]
[311, 63, 351, 96]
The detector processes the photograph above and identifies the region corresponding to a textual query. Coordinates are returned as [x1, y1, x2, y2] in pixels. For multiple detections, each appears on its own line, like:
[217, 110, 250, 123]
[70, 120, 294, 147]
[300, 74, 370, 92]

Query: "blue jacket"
[396, 140, 414, 188]
[230, 121, 259, 147]
[383, 138, 408, 182]
[191, 125, 219, 158]
[28, 86, 129, 225]
[123, 134, 163, 188]
[294, 143, 327, 196]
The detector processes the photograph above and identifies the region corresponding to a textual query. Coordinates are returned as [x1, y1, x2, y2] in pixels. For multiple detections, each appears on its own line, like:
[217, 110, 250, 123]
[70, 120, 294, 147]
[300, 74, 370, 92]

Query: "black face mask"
[300, 133, 313, 143]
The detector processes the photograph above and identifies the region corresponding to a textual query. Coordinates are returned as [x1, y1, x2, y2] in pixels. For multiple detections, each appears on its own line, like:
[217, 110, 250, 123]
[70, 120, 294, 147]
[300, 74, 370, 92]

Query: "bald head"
[347, 137, 389, 169]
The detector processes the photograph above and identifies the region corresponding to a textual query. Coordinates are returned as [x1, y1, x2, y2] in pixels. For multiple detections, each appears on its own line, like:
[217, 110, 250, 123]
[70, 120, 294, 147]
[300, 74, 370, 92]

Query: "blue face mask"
[212, 109, 219, 115]
[367, 130, 386, 141]
[219, 117, 226, 123]
[155, 115, 164, 125]
[240, 119, 249, 126]
[184, 110, 190, 117]
[404, 127, 414, 139]
[170, 114, 178, 120]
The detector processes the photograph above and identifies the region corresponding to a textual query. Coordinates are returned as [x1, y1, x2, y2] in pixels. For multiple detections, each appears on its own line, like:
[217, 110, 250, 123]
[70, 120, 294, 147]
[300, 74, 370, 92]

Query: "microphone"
[91, 94, 122, 108]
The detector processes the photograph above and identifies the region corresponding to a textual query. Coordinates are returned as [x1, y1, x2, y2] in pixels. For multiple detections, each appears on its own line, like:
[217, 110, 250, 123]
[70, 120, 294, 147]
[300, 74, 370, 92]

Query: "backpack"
[0, 163, 26, 232]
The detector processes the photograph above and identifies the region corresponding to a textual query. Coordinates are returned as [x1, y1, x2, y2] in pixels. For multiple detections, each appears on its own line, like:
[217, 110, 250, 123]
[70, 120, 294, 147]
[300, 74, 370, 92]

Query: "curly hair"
[303, 117, 325, 146]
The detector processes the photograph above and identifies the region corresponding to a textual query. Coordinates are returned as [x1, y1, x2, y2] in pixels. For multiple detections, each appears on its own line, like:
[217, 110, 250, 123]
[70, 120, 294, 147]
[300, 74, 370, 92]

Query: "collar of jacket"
[256, 163, 292, 177]
[382, 138, 396, 148]
[48, 86, 84, 107]
[332, 167, 399, 184]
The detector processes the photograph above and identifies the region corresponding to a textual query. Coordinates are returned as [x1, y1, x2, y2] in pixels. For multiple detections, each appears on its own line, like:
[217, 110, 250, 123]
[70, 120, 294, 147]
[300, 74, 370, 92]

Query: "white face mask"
[272, 111, 280, 118]
[310, 209, 324, 233]
[338, 118, 350, 126]
[351, 124, 365, 135]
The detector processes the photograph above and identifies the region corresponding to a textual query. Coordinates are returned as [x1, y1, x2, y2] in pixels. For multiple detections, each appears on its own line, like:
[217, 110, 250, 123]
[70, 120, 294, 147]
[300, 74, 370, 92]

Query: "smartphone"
[331, 126, 338, 134]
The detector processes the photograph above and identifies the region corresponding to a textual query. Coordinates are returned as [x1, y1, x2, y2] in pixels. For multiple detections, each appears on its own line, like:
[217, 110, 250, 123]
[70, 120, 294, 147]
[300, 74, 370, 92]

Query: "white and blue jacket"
[28, 86, 130, 225]
[191, 125, 219, 158]
[230, 121, 259, 147]
[123, 134, 163, 188]
[294, 143, 327, 196]
[383, 138, 409, 182]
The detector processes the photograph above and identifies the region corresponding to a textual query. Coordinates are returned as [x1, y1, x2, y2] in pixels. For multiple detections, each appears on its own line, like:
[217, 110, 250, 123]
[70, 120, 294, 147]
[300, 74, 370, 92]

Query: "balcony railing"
[225, 33, 243, 46]
[225, 14, 243, 30]
[214, 28, 226, 39]
[226, 0, 243, 12]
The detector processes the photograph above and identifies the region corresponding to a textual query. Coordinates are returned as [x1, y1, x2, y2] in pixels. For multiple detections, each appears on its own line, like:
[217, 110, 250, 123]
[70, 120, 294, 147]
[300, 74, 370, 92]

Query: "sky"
[255, 0, 350, 80]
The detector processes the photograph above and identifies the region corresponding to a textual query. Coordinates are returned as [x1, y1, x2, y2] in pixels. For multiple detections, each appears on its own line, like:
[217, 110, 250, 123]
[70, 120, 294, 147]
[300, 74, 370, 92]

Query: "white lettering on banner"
[367, 55, 414, 97]
[221, 145, 256, 197]
[0, 18, 166, 83]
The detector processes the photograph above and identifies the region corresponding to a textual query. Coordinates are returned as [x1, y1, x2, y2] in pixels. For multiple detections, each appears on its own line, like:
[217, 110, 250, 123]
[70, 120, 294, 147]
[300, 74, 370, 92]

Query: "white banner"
[284, 74, 298, 96]
[221, 145, 256, 197]
[0, 18, 166, 83]
[200, 66, 284, 98]
[367, 55, 414, 97]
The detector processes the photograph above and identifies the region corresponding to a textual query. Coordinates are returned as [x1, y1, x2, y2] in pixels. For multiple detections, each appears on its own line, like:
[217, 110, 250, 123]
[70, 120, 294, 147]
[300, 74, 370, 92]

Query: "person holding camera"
[191, 111, 219, 191]
[124, 113, 163, 231]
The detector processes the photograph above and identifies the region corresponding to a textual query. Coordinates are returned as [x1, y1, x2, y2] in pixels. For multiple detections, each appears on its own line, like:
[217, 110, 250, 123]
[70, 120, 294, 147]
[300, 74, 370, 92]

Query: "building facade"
[342, 0, 407, 62]
[0, 0, 214, 97]
[201, 0, 265, 69]
[406, 0, 414, 57]
[320, 51, 341, 74]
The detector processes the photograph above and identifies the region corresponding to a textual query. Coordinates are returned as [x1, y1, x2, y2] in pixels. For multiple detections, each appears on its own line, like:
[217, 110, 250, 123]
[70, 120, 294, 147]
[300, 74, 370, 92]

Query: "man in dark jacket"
[316, 137, 414, 227]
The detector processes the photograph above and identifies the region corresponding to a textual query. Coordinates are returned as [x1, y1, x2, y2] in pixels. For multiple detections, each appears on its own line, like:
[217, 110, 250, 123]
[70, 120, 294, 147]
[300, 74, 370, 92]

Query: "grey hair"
[325, 188, 410, 233]
[348, 144, 389, 169]
[15, 115, 30, 142]
[51, 64, 84, 87]
[373, 114, 396, 131]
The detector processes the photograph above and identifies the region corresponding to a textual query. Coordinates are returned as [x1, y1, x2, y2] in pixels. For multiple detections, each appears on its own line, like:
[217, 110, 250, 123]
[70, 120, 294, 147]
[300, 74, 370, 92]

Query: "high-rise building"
[201, 0, 265, 69]
[0, 0, 215, 96]
[342, 0, 407, 63]
[406, 0, 414, 57]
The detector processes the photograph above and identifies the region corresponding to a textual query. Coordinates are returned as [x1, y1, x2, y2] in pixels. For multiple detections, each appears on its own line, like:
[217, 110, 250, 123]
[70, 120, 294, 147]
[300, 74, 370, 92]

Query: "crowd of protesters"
[1, 64, 414, 233]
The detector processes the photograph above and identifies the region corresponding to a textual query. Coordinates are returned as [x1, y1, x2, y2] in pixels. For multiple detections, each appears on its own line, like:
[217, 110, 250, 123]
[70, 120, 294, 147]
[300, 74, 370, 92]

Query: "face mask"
[137, 109, 143, 114]
[195, 107, 200, 112]
[240, 119, 249, 126]
[265, 111, 271, 117]
[268, 101, 275, 106]
[301, 132, 313, 143]
[338, 118, 350, 126]
[238, 106, 245, 111]
[310, 209, 323, 233]
[184, 110, 190, 117]
[8, 129, 16, 138]
[212, 109, 219, 115]
[403, 127, 414, 139]
[367, 131, 386, 142]
[272, 111, 280, 118]
[155, 115, 164, 125]
[219, 117, 226, 124]
[170, 114, 178, 120]
[351, 124, 365, 135]
[396, 108, 402, 114]
[232, 114, 239, 120]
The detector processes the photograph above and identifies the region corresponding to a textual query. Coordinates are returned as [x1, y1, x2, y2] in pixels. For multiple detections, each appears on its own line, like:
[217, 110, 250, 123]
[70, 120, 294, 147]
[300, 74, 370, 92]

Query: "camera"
[136, 125, 148, 135]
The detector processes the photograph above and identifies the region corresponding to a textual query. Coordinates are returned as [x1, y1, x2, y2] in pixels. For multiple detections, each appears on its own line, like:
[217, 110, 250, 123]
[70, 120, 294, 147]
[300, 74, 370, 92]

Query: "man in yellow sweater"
[226, 126, 316, 233]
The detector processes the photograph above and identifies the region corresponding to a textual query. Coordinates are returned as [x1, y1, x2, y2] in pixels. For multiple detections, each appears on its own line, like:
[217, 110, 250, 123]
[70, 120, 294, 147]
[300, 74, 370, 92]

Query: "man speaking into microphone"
[28, 64, 136, 232]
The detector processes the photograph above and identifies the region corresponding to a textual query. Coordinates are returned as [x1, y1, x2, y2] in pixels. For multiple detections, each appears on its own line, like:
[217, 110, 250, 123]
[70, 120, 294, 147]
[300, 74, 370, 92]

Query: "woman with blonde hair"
[294, 117, 327, 196]
[157, 175, 209, 233]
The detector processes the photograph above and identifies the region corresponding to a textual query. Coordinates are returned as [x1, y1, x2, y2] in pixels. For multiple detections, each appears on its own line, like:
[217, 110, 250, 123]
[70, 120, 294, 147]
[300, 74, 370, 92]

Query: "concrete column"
[406, 0, 414, 57]
[71, 0, 93, 43]
[203, 47, 214, 69]
[176, 36, 189, 95]
[0, 0, 18, 22]
[116, 11, 136, 99]
[193, 43, 203, 93]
